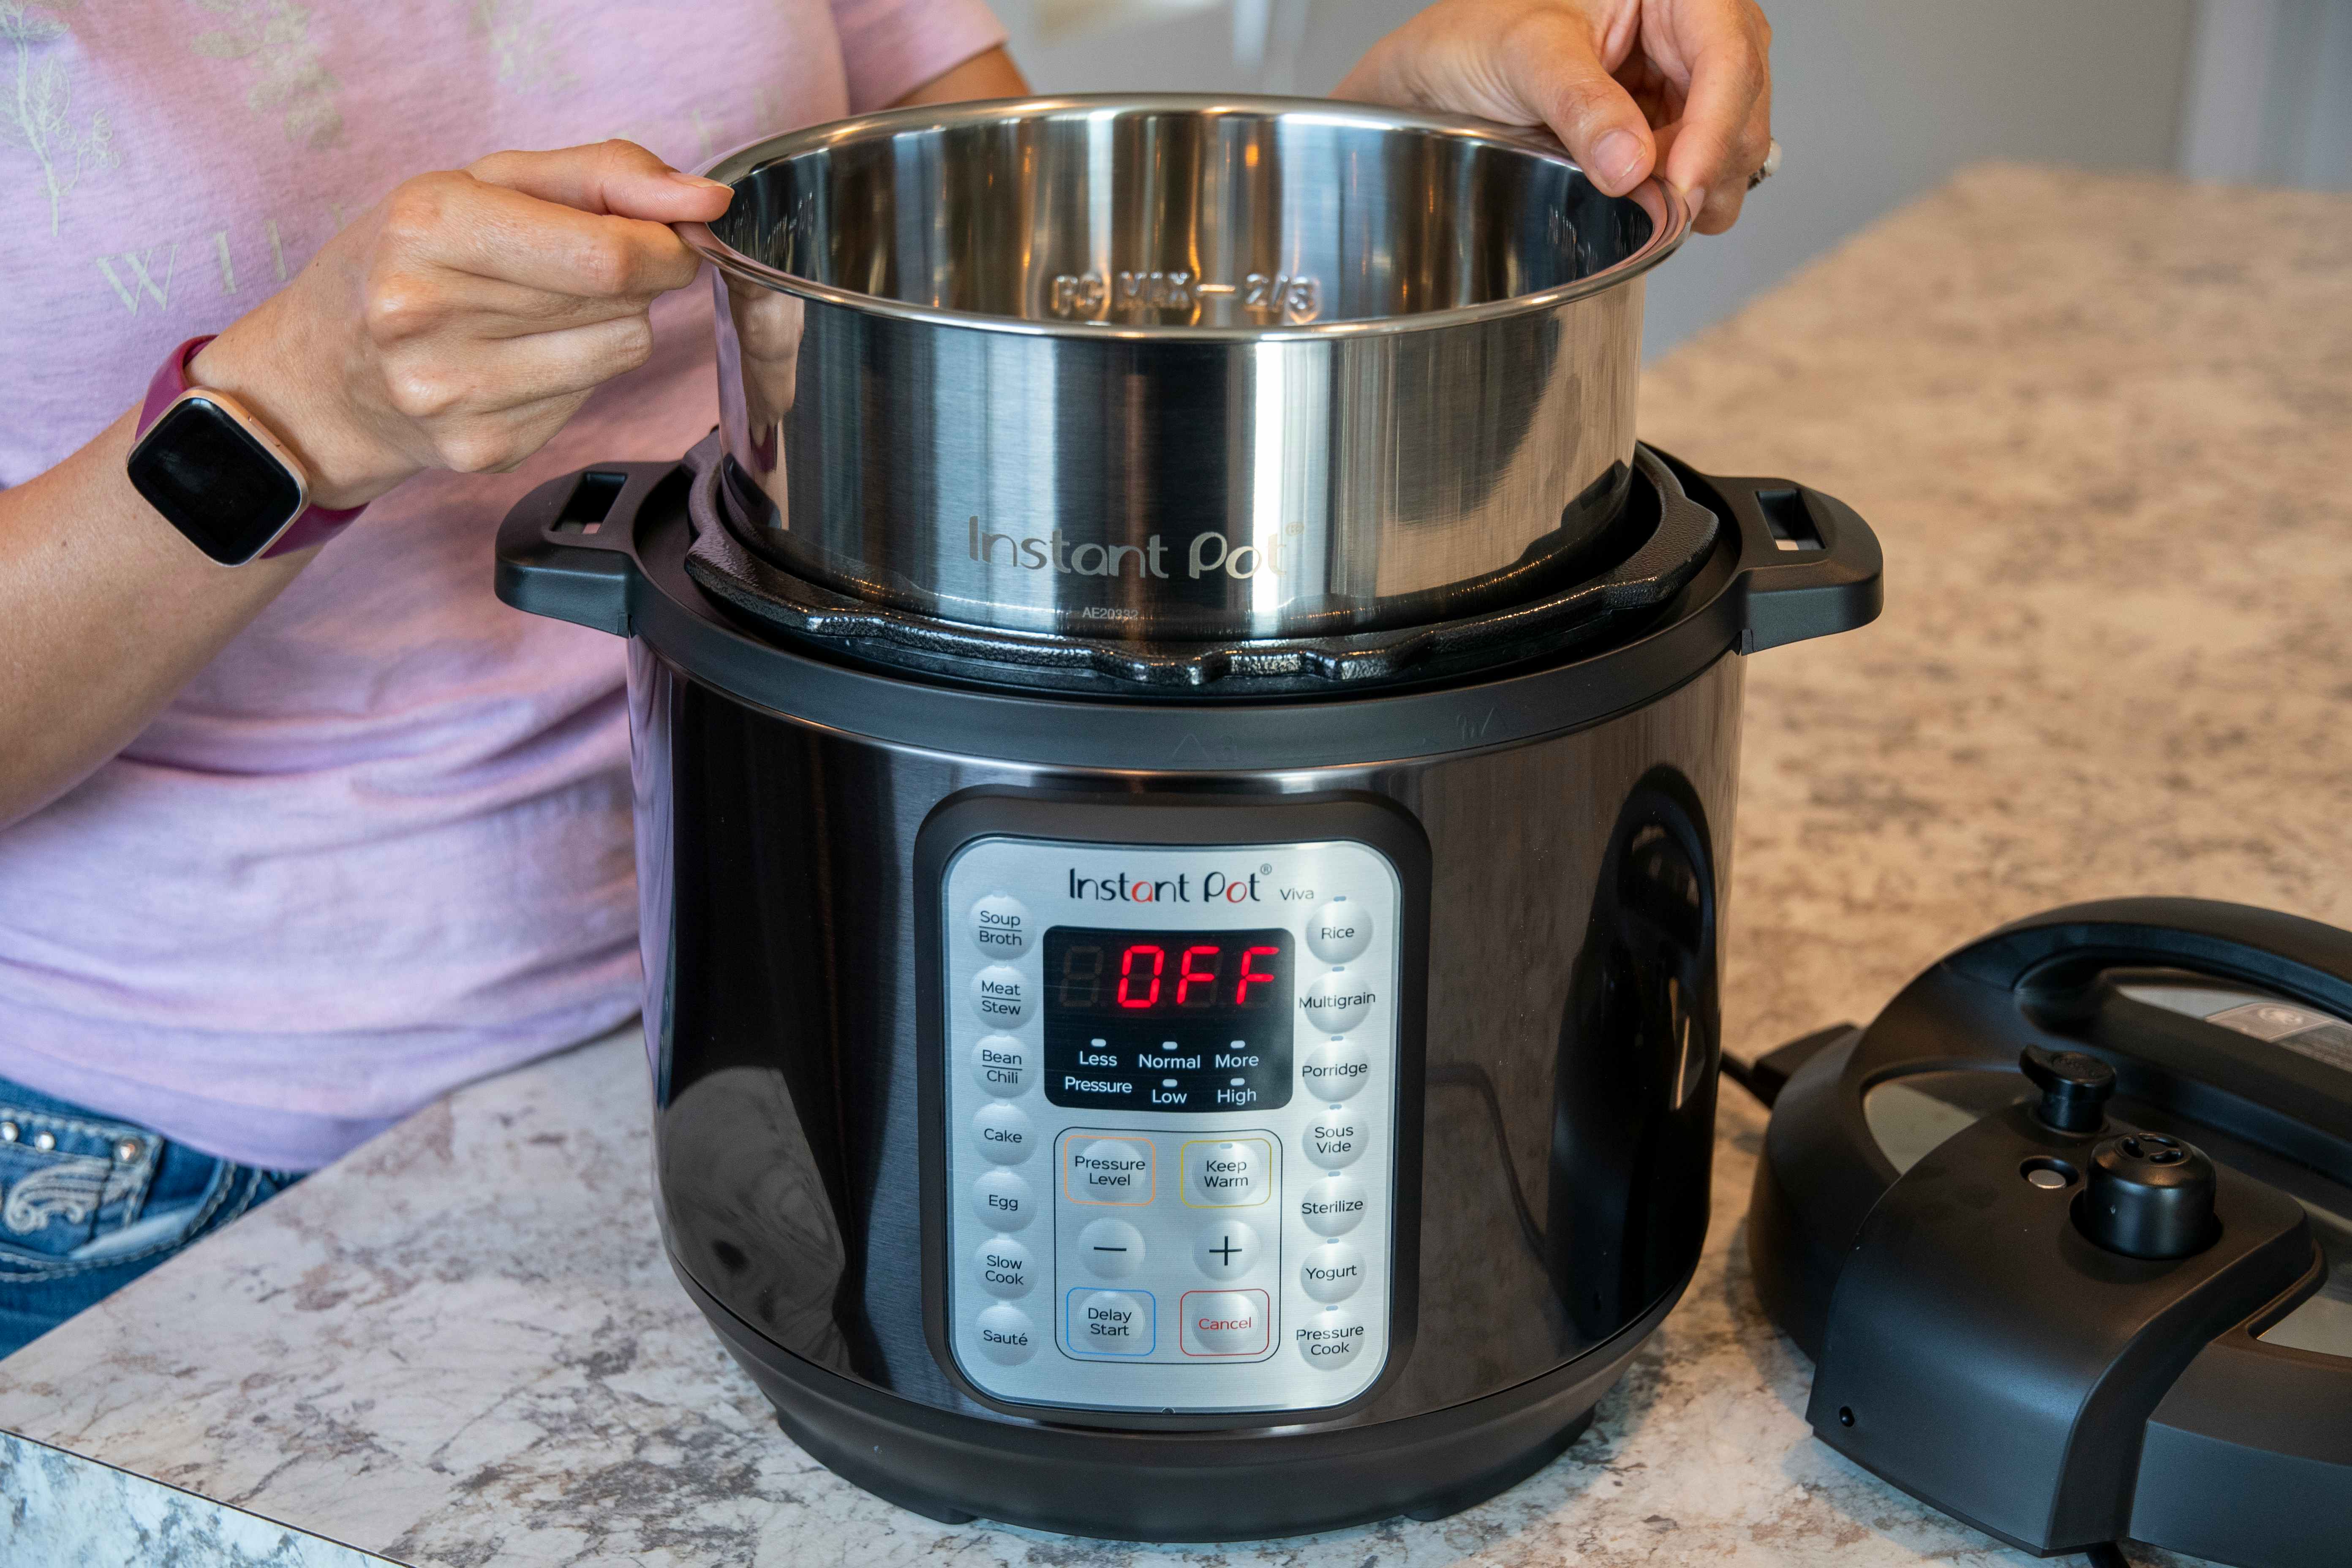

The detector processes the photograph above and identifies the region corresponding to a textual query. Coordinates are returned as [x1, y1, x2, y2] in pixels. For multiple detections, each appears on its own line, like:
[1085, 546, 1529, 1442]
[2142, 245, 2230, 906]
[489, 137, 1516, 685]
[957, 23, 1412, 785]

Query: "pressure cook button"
[970, 893, 1033, 958]
[975, 1236, 1035, 1298]
[1299, 1240, 1365, 1303]
[1079, 1217, 1146, 1278]
[1183, 1138, 1271, 1206]
[1304, 1113, 1365, 1170]
[1298, 1040, 1371, 1102]
[1298, 1174, 1367, 1236]
[1304, 902, 1372, 964]
[1181, 1290, 1270, 1356]
[1299, 973, 1375, 1033]
[972, 1169, 1036, 1230]
[970, 965, 1032, 1026]
[1066, 1136, 1154, 1204]
[973, 1101, 1034, 1165]
[1072, 1290, 1153, 1356]
[975, 1303, 1037, 1365]
[1294, 1306, 1367, 1369]
[1193, 1220, 1260, 1280]
[971, 1035, 1032, 1096]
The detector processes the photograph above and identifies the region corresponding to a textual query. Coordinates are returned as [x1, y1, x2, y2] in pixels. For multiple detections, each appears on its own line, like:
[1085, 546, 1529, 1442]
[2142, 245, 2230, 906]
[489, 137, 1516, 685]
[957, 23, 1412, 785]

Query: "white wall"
[992, 0, 2201, 356]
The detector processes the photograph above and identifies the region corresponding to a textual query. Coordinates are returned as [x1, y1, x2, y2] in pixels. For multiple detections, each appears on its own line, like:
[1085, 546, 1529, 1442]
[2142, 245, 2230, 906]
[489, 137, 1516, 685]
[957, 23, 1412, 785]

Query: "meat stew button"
[969, 965, 1032, 1026]
[1181, 1289, 1270, 1355]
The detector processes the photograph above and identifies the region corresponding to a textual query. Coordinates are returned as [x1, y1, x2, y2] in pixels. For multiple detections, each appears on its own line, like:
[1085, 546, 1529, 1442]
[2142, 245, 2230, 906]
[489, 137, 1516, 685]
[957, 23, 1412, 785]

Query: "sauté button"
[970, 965, 1032, 1026]
[1299, 1240, 1365, 1303]
[973, 1101, 1034, 1165]
[970, 893, 1033, 958]
[1181, 1289, 1270, 1356]
[971, 1035, 1032, 1096]
[1298, 1039, 1371, 1102]
[1078, 1217, 1146, 1278]
[972, 1169, 1036, 1230]
[1072, 1290, 1153, 1355]
[1193, 1220, 1260, 1280]
[1183, 1138, 1271, 1206]
[974, 1235, 1034, 1298]
[1304, 1113, 1365, 1170]
[1304, 901, 1372, 964]
[1295, 1306, 1367, 1369]
[1066, 1135, 1154, 1204]
[1298, 1174, 1367, 1236]
[975, 1303, 1037, 1364]
[1299, 972, 1375, 1032]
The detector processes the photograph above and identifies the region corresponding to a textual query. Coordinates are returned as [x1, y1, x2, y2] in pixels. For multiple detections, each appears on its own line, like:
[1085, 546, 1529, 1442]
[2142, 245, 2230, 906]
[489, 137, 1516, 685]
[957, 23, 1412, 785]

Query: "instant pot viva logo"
[969, 518, 1305, 582]
[1068, 867, 1265, 904]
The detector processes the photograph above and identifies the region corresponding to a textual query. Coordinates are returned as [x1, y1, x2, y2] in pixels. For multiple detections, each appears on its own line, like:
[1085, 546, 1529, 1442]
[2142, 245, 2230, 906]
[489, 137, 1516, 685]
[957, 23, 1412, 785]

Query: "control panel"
[940, 834, 1403, 1414]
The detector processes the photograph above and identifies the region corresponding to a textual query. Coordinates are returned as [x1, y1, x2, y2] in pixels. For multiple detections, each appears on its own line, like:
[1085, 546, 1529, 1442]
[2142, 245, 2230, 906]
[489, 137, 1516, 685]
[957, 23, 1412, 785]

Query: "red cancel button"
[1180, 1289, 1270, 1356]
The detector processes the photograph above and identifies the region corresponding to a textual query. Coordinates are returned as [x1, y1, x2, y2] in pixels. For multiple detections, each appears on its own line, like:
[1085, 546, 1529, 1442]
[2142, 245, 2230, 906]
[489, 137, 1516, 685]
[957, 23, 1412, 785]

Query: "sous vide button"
[969, 964, 1032, 1026]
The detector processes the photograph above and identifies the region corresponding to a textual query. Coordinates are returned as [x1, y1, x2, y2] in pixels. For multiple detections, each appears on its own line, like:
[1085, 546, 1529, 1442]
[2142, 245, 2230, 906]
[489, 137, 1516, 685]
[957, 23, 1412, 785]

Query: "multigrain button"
[1299, 972, 1375, 1032]
[1298, 1039, 1371, 1102]
[1078, 1218, 1146, 1278]
[1298, 1174, 1367, 1236]
[974, 1235, 1035, 1298]
[1181, 1289, 1270, 1356]
[1066, 1136, 1154, 1204]
[1304, 1113, 1365, 1170]
[973, 1101, 1034, 1165]
[972, 1169, 1036, 1230]
[1193, 1220, 1260, 1280]
[969, 964, 1032, 1026]
[970, 1035, 1032, 1096]
[970, 893, 1033, 957]
[1295, 1305, 1367, 1369]
[1072, 1290, 1153, 1355]
[975, 1303, 1037, 1364]
[1183, 1138, 1271, 1206]
[1304, 901, 1372, 964]
[1299, 1240, 1365, 1303]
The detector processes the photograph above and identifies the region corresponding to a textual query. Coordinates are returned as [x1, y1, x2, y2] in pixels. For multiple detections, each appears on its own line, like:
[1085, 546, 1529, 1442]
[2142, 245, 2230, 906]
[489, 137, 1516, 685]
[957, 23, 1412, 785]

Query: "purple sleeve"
[831, 0, 1010, 113]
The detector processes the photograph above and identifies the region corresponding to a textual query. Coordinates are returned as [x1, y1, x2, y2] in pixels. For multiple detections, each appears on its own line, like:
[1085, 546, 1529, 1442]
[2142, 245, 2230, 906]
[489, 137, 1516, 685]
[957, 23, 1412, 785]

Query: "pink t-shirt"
[0, 0, 1004, 1170]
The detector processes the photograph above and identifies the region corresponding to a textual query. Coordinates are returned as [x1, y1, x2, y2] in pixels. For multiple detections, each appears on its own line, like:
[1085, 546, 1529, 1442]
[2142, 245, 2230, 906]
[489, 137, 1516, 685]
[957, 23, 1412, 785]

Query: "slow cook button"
[975, 1303, 1037, 1365]
[1304, 1113, 1365, 1170]
[1298, 1040, 1370, 1102]
[975, 1235, 1034, 1298]
[1183, 1137, 1271, 1206]
[971, 1034, 1032, 1096]
[1181, 1289, 1270, 1356]
[1294, 1306, 1366, 1369]
[1299, 1240, 1365, 1303]
[971, 1169, 1036, 1230]
[969, 965, 1032, 1026]
[973, 1101, 1034, 1165]
[1304, 901, 1372, 964]
[1066, 1136, 1154, 1204]
[1299, 973, 1375, 1033]
[1298, 1174, 1367, 1236]
[1071, 1290, 1154, 1356]
[970, 893, 1033, 958]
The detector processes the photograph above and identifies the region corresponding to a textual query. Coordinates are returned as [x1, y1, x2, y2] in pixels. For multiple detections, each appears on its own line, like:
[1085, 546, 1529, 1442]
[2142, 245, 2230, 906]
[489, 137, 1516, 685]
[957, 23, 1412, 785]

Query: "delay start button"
[1071, 1290, 1154, 1356]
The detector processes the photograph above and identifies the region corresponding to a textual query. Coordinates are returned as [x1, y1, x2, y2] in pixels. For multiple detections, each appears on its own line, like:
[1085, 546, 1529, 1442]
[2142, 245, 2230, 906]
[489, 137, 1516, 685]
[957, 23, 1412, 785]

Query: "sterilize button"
[973, 1101, 1034, 1165]
[1300, 1240, 1365, 1303]
[1067, 1136, 1154, 1204]
[1192, 1220, 1260, 1280]
[975, 1236, 1034, 1298]
[1304, 1113, 1365, 1170]
[1298, 1174, 1367, 1236]
[1079, 1217, 1146, 1278]
[1299, 972, 1375, 1033]
[1304, 902, 1372, 964]
[969, 965, 1032, 1026]
[975, 1303, 1036, 1365]
[1181, 1290, 1270, 1356]
[1073, 1290, 1153, 1355]
[1295, 1306, 1366, 1369]
[972, 1169, 1036, 1230]
[970, 893, 1033, 958]
[1183, 1138, 1271, 1206]
[1298, 1040, 1371, 1102]
[971, 1035, 1032, 1096]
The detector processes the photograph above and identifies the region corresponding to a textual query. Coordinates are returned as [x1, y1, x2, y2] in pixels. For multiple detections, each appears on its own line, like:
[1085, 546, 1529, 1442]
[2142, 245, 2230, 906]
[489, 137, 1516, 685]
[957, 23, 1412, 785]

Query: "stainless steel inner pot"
[687, 95, 1689, 641]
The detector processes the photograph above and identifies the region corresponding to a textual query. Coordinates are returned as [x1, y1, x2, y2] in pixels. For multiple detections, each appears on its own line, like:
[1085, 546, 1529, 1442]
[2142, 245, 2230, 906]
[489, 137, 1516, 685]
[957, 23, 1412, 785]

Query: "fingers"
[376, 172, 705, 305]
[467, 139, 733, 224]
[1500, 8, 1657, 195]
[1652, 3, 1771, 217]
[375, 315, 657, 470]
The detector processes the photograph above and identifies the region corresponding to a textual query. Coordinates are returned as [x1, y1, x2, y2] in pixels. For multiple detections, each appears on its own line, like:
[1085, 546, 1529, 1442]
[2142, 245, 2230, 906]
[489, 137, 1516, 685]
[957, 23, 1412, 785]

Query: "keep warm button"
[1181, 1289, 1270, 1356]
[1070, 1290, 1154, 1357]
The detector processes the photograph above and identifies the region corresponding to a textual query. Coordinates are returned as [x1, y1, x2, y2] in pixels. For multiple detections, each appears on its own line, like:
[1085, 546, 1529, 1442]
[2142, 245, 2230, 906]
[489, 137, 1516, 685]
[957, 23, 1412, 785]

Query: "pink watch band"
[139, 335, 365, 558]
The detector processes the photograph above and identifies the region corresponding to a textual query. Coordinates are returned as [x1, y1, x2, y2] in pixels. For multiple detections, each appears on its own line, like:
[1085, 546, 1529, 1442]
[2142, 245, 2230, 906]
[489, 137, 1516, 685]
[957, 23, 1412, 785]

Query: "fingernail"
[669, 172, 731, 192]
[1592, 129, 1646, 189]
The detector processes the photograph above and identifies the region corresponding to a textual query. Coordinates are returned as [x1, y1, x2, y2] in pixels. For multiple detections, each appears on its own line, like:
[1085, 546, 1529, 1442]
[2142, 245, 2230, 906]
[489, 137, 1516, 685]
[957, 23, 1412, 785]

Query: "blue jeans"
[0, 1076, 299, 1360]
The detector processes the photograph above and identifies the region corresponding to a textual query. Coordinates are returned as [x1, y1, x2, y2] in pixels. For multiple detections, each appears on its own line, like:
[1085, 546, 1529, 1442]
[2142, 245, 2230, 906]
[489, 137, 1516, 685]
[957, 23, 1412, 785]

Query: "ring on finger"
[1747, 137, 1783, 190]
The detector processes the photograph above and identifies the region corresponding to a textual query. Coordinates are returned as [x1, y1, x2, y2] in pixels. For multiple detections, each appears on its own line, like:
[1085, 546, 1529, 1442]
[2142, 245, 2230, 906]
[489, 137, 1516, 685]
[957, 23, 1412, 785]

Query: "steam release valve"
[2018, 1045, 2115, 1133]
[2078, 1132, 2219, 1259]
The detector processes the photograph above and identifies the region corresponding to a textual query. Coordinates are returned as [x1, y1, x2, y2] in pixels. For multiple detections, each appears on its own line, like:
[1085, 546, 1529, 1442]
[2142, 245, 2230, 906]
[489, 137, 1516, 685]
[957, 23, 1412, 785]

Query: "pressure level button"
[1300, 973, 1375, 1033]
[1304, 902, 1372, 964]
[970, 893, 1032, 958]
[970, 964, 1032, 1026]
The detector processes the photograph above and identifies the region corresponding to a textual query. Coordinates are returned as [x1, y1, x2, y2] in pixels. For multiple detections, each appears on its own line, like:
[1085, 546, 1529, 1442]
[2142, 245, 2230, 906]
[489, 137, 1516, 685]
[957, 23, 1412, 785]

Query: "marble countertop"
[4, 163, 2347, 1567]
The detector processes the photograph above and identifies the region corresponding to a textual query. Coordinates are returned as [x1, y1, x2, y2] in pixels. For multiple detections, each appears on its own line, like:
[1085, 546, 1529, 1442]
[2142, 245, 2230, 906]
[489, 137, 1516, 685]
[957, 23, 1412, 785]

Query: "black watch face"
[127, 396, 304, 565]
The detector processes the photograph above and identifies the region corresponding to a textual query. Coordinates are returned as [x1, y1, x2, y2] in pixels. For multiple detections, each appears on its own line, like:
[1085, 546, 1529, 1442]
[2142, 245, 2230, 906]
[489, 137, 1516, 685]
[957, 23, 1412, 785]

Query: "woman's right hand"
[193, 140, 735, 509]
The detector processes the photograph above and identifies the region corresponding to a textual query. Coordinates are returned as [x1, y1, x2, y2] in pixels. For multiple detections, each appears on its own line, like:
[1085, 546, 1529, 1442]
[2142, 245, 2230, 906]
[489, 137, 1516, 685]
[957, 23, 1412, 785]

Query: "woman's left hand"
[1336, 0, 1772, 234]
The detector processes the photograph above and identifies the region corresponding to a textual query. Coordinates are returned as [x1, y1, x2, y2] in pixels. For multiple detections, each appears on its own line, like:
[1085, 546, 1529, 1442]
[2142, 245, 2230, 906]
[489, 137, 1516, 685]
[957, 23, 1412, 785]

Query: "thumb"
[467, 139, 734, 223]
[1501, 11, 1655, 195]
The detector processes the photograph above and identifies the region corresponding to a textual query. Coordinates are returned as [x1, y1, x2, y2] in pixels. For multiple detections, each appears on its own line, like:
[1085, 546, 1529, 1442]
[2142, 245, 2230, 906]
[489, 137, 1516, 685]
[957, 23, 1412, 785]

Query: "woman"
[0, 0, 1771, 1356]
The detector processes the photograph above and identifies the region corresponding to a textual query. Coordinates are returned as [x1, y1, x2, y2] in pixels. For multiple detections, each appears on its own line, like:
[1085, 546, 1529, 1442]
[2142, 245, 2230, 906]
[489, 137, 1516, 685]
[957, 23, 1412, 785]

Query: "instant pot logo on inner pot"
[1066, 866, 1266, 904]
[968, 519, 1309, 583]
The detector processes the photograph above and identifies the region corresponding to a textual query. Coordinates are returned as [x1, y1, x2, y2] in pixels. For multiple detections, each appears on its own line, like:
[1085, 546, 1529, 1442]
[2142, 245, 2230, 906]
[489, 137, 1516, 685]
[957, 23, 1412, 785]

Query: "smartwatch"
[125, 335, 365, 566]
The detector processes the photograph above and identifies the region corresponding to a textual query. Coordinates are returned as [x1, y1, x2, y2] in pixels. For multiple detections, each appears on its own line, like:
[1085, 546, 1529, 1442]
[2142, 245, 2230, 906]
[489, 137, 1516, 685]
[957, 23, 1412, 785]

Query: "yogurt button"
[972, 1168, 1036, 1230]
[1298, 1174, 1367, 1236]
[1304, 902, 1372, 964]
[969, 965, 1032, 1026]
[1299, 972, 1375, 1033]
[1299, 1241, 1365, 1304]
[1304, 1113, 1365, 1170]
[975, 1303, 1037, 1364]
[1294, 1306, 1367, 1369]
[970, 1035, 1032, 1097]
[973, 1101, 1034, 1165]
[1298, 1039, 1371, 1102]
[970, 893, 1033, 957]
[974, 1236, 1035, 1299]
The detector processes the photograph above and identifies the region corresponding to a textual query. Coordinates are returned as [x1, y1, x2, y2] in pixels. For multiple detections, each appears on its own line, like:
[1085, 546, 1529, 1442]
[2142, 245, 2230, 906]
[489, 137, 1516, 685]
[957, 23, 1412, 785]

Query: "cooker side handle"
[494, 462, 676, 637]
[1710, 477, 1885, 654]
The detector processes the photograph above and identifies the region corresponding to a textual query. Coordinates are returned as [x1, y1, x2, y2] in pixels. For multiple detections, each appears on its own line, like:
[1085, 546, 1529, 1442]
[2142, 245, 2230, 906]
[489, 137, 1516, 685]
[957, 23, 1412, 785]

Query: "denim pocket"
[0, 1100, 161, 1265]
